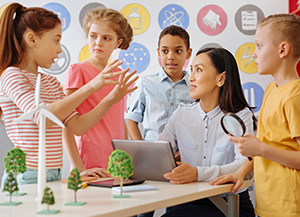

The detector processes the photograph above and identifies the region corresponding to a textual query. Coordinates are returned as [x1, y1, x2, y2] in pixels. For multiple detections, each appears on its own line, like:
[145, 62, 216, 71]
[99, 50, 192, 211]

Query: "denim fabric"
[1, 168, 61, 188]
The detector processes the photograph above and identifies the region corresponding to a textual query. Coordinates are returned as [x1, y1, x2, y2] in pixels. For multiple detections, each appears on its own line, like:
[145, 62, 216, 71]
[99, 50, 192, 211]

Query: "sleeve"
[65, 63, 84, 89]
[285, 94, 300, 139]
[158, 109, 179, 153]
[125, 79, 146, 123]
[1, 69, 42, 125]
[196, 108, 254, 181]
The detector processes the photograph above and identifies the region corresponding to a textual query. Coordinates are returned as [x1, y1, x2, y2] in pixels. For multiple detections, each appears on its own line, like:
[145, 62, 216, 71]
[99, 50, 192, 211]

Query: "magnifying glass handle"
[248, 157, 252, 161]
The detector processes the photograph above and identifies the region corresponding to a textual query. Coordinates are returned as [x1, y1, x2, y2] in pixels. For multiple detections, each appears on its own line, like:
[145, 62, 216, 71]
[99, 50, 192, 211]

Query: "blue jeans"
[1, 168, 61, 188]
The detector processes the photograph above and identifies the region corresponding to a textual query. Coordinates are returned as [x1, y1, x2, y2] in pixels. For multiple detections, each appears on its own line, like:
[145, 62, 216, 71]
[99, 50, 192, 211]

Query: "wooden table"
[0, 179, 252, 217]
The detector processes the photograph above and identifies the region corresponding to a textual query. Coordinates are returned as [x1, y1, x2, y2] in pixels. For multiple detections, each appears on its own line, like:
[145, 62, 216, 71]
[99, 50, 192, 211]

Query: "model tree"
[37, 186, 60, 214]
[65, 167, 86, 206]
[107, 150, 133, 198]
[0, 172, 22, 206]
[4, 147, 27, 196]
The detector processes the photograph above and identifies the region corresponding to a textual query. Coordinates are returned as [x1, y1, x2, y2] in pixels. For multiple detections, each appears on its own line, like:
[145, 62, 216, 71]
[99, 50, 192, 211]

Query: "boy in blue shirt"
[126, 26, 194, 141]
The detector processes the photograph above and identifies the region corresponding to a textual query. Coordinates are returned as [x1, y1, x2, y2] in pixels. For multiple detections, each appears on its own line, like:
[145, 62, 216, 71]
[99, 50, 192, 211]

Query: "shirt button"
[172, 86, 175, 89]
[205, 126, 208, 128]
[205, 141, 207, 143]
[204, 156, 206, 159]
[171, 103, 174, 106]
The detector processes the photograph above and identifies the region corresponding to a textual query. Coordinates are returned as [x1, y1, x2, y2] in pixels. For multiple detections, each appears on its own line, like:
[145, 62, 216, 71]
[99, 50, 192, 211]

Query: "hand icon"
[202, 10, 222, 29]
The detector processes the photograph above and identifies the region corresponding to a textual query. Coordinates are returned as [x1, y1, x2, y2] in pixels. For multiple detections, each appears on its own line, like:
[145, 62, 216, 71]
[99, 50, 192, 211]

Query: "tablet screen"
[87, 178, 145, 188]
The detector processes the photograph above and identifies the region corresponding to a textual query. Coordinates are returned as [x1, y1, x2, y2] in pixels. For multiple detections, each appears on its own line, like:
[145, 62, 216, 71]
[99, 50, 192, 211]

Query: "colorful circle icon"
[197, 5, 227, 36]
[158, 4, 189, 30]
[43, 3, 70, 32]
[119, 42, 150, 74]
[235, 43, 257, 74]
[242, 82, 264, 112]
[42, 44, 70, 75]
[79, 3, 106, 29]
[235, 4, 264, 35]
[200, 43, 222, 50]
[121, 4, 150, 35]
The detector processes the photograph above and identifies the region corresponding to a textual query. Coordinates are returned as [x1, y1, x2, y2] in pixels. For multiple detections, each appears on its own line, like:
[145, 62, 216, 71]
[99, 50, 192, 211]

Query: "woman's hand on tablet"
[164, 162, 197, 184]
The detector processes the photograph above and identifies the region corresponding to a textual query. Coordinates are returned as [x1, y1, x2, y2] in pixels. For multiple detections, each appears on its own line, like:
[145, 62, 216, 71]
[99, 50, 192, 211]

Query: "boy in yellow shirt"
[210, 14, 300, 217]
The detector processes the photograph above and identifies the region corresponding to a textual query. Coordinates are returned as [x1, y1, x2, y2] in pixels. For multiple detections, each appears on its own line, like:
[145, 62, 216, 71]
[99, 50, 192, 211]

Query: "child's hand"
[164, 162, 197, 184]
[80, 167, 112, 178]
[89, 59, 124, 92]
[227, 134, 262, 158]
[209, 172, 244, 194]
[105, 68, 139, 104]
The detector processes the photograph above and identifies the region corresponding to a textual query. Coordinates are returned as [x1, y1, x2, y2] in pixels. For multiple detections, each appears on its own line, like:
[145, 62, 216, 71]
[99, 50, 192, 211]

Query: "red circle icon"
[197, 5, 227, 36]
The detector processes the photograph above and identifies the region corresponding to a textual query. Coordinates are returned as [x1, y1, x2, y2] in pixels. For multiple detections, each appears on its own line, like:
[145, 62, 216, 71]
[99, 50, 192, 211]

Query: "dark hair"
[83, 7, 133, 50]
[196, 47, 257, 129]
[158, 25, 190, 50]
[0, 3, 61, 120]
[0, 3, 61, 75]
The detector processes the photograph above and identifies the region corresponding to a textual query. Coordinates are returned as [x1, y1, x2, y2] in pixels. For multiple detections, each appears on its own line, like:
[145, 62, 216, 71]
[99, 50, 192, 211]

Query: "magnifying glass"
[221, 113, 252, 161]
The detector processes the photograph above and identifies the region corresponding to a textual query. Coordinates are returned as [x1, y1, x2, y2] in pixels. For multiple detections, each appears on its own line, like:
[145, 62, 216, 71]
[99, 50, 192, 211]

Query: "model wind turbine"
[13, 73, 65, 210]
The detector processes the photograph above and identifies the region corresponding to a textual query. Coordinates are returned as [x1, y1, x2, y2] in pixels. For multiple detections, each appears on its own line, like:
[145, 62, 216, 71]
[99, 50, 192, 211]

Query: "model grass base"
[113, 194, 130, 198]
[36, 210, 60, 215]
[64, 201, 87, 206]
[6, 192, 27, 196]
[0, 201, 22, 206]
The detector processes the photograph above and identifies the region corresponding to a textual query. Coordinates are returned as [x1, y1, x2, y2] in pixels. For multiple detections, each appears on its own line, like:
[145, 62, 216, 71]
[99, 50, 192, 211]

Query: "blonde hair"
[83, 7, 133, 50]
[258, 14, 300, 58]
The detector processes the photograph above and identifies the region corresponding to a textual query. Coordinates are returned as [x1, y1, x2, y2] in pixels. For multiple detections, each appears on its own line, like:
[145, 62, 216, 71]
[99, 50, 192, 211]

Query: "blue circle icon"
[43, 3, 71, 32]
[242, 82, 264, 112]
[119, 42, 150, 74]
[158, 4, 189, 30]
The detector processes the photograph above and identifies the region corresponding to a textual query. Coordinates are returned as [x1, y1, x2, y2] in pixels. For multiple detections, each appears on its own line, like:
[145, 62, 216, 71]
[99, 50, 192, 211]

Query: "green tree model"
[107, 150, 133, 196]
[41, 187, 55, 211]
[67, 167, 82, 203]
[3, 172, 19, 203]
[4, 147, 27, 196]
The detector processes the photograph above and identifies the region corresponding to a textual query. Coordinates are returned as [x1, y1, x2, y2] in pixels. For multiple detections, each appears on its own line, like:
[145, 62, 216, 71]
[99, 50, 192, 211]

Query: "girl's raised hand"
[89, 59, 124, 92]
[105, 68, 139, 104]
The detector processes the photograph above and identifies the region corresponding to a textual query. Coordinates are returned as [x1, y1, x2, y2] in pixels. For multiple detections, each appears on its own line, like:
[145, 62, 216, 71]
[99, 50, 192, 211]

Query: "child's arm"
[126, 119, 143, 140]
[209, 159, 253, 193]
[65, 70, 138, 136]
[62, 128, 111, 177]
[228, 134, 300, 170]
[47, 60, 123, 128]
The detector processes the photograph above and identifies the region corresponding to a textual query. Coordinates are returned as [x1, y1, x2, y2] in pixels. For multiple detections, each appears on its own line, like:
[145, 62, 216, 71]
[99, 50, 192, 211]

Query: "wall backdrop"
[0, 0, 289, 115]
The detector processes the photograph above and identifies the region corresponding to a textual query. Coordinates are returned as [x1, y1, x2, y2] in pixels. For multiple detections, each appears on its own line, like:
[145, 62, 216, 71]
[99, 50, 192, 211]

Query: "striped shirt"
[0, 67, 77, 169]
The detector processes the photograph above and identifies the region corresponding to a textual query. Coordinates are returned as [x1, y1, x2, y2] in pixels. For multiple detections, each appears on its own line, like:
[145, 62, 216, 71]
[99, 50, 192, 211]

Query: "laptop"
[111, 139, 177, 182]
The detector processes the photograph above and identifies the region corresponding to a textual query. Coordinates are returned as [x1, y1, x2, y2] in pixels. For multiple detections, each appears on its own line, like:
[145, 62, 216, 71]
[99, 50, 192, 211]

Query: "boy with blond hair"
[210, 14, 300, 217]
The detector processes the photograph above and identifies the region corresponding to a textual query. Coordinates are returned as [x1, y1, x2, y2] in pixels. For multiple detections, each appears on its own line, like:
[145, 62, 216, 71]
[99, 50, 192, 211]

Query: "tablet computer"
[111, 140, 176, 181]
[88, 178, 145, 188]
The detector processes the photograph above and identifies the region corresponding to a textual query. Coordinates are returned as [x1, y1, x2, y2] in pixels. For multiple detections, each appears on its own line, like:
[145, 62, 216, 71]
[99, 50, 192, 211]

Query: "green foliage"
[3, 172, 19, 202]
[67, 167, 82, 202]
[107, 150, 133, 179]
[4, 147, 27, 175]
[42, 187, 55, 210]
[67, 168, 82, 192]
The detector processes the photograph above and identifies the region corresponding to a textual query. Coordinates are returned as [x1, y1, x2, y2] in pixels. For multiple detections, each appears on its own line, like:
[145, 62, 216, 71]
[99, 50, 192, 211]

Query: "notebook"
[111, 140, 177, 181]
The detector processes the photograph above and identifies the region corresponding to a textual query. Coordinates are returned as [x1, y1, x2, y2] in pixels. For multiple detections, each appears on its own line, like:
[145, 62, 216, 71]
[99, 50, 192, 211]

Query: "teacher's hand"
[164, 162, 197, 184]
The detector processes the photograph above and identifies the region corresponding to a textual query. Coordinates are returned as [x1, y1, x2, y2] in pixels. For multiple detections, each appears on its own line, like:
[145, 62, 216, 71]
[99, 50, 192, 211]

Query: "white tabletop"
[0, 179, 252, 217]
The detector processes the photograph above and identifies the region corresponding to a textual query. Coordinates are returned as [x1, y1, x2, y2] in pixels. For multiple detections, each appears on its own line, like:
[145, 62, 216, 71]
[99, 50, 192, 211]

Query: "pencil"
[82, 182, 89, 189]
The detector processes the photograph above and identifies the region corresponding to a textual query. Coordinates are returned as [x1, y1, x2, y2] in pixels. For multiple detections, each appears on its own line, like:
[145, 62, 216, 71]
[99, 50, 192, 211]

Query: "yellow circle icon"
[0, 3, 11, 16]
[78, 44, 91, 62]
[121, 4, 150, 35]
[235, 43, 258, 74]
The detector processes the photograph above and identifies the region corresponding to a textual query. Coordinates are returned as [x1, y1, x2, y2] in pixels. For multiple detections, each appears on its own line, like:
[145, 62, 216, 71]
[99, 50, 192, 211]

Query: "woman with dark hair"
[159, 48, 255, 217]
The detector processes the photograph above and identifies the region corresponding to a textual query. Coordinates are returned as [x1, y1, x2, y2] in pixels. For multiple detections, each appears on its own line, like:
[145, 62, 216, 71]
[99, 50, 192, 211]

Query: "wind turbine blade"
[40, 109, 65, 128]
[35, 73, 41, 106]
[13, 108, 38, 123]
